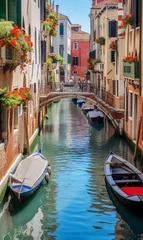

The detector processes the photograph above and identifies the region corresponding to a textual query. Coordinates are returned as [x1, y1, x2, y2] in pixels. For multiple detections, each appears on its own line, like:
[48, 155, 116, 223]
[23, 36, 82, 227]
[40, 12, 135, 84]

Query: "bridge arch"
[39, 92, 124, 136]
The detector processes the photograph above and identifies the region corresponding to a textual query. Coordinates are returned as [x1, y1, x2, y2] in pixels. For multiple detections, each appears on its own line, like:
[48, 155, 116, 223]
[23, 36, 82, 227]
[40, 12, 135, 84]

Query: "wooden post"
[24, 108, 30, 156]
[133, 117, 142, 161]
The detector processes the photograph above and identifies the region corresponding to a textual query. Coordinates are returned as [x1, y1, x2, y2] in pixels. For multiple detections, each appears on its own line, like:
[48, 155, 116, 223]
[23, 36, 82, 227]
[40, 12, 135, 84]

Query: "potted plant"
[122, 56, 139, 63]
[121, 14, 133, 28]
[109, 40, 116, 50]
[96, 36, 105, 45]
[0, 20, 13, 47]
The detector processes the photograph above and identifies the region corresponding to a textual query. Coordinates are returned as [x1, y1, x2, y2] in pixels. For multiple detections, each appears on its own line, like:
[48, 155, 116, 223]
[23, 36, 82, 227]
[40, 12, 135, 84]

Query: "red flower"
[10, 39, 16, 47]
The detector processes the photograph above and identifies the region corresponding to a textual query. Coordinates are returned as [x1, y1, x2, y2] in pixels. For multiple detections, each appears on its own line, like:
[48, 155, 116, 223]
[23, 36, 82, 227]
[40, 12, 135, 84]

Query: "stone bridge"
[39, 92, 124, 136]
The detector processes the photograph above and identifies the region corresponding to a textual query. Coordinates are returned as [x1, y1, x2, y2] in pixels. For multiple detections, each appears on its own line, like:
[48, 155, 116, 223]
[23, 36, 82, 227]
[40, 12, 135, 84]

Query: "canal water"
[0, 99, 143, 240]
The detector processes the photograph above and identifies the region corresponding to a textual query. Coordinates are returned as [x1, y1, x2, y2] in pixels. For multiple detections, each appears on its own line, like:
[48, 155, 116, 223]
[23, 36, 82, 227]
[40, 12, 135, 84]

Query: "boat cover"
[11, 155, 48, 188]
[87, 111, 104, 118]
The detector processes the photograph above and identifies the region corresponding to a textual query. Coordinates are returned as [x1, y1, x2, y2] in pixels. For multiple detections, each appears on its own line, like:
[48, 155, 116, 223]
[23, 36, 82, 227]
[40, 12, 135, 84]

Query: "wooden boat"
[106, 180, 143, 231]
[87, 110, 104, 124]
[77, 99, 86, 107]
[104, 152, 143, 207]
[82, 103, 94, 114]
[9, 150, 51, 203]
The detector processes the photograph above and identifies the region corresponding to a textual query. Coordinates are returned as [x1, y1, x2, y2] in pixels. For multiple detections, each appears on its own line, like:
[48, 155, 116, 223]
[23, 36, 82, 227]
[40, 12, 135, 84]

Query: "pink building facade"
[71, 24, 89, 80]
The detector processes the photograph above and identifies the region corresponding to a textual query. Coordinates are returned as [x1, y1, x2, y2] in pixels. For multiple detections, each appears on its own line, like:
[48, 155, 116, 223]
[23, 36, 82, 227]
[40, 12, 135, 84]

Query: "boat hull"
[104, 152, 143, 208]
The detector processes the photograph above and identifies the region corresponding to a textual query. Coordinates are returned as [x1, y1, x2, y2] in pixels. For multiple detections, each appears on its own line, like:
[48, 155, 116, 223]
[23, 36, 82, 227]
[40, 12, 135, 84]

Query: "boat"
[9, 150, 51, 203]
[77, 99, 86, 107]
[104, 152, 143, 208]
[87, 109, 104, 124]
[106, 180, 143, 233]
[81, 103, 94, 114]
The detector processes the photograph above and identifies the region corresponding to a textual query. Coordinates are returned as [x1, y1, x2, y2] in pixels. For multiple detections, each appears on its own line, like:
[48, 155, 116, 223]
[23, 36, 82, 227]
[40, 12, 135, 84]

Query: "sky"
[54, 0, 91, 33]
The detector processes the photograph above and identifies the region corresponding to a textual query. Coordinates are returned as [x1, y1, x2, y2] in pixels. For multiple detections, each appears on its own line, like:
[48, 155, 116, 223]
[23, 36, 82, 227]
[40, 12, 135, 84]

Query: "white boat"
[9, 150, 51, 203]
[87, 110, 104, 123]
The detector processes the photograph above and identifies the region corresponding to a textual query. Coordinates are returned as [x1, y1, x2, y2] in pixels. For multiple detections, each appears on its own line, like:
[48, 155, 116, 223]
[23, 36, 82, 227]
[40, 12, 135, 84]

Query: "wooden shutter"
[132, 0, 136, 28]
[17, 0, 21, 27]
[8, 0, 17, 24]
[111, 51, 115, 62]
[113, 80, 116, 95]
[41, 40, 46, 63]
[0, 0, 6, 19]
[60, 23, 64, 35]
[108, 21, 111, 38]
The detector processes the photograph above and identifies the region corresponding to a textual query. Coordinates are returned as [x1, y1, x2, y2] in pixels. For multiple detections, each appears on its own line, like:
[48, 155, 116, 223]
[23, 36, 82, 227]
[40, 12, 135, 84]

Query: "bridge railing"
[39, 83, 115, 107]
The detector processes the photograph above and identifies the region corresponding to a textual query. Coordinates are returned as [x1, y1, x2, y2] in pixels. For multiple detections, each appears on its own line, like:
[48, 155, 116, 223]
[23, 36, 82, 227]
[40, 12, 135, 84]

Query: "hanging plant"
[109, 40, 116, 50]
[121, 14, 133, 28]
[95, 36, 105, 45]
[0, 87, 32, 109]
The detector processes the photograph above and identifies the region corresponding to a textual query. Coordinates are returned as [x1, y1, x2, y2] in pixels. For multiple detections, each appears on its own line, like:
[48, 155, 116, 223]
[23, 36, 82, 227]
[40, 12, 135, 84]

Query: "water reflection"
[0, 99, 143, 239]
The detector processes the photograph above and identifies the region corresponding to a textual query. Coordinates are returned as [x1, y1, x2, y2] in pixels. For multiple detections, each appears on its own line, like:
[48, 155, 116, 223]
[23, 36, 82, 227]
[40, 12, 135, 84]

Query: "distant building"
[53, 12, 72, 82]
[71, 24, 90, 81]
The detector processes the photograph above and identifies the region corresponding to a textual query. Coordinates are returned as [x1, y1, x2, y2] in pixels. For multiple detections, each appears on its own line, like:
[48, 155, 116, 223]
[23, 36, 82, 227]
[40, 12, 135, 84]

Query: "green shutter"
[17, 0, 21, 27]
[8, 0, 17, 24]
[108, 21, 111, 38]
[68, 54, 71, 64]
[0, 0, 6, 20]
[60, 23, 64, 35]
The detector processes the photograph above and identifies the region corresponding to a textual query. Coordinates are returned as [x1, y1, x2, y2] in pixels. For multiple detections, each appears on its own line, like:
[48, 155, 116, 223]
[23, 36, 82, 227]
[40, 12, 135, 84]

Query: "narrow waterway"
[1, 99, 143, 240]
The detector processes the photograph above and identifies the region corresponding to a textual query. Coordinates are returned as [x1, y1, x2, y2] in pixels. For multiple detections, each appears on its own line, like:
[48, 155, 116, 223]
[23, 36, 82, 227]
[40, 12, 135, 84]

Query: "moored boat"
[77, 99, 86, 107]
[87, 109, 104, 124]
[9, 150, 51, 203]
[81, 103, 94, 114]
[104, 152, 143, 208]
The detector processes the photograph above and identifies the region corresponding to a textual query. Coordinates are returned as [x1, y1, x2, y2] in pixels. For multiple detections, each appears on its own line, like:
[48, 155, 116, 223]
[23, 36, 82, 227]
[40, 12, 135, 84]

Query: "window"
[72, 57, 78, 66]
[59, 45, 64, 57]
[131, 0, 141, 28]
[117, 80, 119, 97]
[129, 92, 133, 117]
[60, 23, 64, 35]
[108, 20, 117, 37]
[74, 71, 78, 74]
[113, 80, 116, 95]
[111, 50, 115, 63]
[73, 42, 78, 50]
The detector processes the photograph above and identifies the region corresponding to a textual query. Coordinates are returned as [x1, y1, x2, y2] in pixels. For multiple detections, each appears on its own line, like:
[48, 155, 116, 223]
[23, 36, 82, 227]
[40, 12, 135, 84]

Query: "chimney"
[56, 5, 59, 16]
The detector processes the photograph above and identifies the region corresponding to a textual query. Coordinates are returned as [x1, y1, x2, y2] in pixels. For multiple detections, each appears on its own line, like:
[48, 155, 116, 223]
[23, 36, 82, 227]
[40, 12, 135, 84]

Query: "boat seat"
[115, 179, 139, 183]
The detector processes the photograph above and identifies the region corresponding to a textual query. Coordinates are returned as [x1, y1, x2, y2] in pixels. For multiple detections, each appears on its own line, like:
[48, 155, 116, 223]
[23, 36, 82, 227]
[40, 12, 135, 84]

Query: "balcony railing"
[123, 61, 139, 79]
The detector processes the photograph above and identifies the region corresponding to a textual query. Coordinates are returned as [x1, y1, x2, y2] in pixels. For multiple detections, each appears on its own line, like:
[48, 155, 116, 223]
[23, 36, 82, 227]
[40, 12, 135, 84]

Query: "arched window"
[60, 23, 64, 35]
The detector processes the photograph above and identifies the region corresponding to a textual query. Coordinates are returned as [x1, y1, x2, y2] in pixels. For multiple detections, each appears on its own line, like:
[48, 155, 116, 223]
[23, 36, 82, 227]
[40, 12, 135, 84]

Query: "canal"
[0, 99, 143, 240]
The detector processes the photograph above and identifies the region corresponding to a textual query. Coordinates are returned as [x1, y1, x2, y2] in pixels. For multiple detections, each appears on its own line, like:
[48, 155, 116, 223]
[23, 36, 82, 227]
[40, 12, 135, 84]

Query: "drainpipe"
[139, 0, 142, 96]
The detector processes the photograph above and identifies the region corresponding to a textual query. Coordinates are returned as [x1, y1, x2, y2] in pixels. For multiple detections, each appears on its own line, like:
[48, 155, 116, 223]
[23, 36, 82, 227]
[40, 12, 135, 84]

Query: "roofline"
[95, 4, 118, 19]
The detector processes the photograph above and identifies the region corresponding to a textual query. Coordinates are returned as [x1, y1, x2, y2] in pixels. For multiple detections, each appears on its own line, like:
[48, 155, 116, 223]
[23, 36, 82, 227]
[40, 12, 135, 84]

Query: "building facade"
[71, 24, 90, 81]
[53, 12, 72, 82]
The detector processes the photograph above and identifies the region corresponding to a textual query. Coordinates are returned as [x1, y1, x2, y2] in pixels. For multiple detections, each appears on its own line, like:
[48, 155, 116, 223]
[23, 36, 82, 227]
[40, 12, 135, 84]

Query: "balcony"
[123, 61, 139, 79]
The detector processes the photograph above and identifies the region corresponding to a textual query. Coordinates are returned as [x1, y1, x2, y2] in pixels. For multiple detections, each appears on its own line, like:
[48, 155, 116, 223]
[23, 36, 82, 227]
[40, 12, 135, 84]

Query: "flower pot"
[0, 39, 6, 47]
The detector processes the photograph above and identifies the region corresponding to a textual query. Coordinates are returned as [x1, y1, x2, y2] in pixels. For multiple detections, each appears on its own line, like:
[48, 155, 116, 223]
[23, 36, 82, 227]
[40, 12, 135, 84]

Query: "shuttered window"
[113, 80, 116, 96]
[17, 0, 21, 27]
[0, 0, 6, 19]
[108, 21, 117, 38]
[68, 54, 71, 64]
[72, 57, 78, 66]
[41, 40, 46, 63]
[8, 0, 17, 23]
[111, 50, 115, 63]
[131, 0, 140, 28]
[89, 50, 96, 59]
[60, 23, 64, 35]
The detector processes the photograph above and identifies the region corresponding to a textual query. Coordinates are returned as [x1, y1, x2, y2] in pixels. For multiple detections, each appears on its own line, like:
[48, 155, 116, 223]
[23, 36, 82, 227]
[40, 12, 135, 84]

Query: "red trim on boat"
[121, 187, 143, 195]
